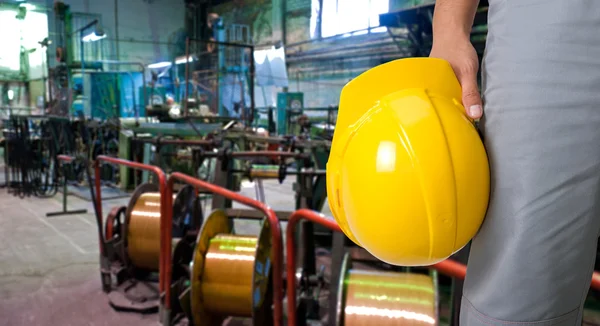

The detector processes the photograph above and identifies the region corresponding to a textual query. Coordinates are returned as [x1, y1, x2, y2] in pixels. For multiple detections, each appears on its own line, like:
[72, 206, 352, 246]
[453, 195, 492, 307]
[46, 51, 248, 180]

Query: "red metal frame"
[164, 172, 284, 325]
[94, 155, 168, 295]
[57, 154, 75, 163]
[285, 209, 341, 326]
[592, 273, 600, 290]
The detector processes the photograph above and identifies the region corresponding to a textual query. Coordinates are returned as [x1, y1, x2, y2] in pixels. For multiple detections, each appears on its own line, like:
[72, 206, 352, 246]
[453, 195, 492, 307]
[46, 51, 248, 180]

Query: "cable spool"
[125, 183, 203, 271]
[336, 253, 437, 326]
[249, 165, 280, 179]
[249, 164, 285, 184]
[126, 183, 162, 270]
[190, 209, 273, 326]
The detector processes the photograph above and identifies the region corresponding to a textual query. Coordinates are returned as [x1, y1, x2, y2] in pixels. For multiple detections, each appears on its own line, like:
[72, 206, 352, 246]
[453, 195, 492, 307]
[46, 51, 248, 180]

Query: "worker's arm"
[430, 0, 483, 119]
[432, 0, 479, 39]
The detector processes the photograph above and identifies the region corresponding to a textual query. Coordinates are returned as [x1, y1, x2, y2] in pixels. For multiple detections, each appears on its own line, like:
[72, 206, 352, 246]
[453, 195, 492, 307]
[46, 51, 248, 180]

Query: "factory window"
[311, 0, 389, 39]
[0, 9, 48, 72]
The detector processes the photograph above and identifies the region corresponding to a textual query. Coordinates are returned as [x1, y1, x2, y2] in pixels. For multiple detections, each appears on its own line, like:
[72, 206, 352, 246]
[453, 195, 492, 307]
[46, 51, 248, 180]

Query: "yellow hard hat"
[326, 57, 490, 266]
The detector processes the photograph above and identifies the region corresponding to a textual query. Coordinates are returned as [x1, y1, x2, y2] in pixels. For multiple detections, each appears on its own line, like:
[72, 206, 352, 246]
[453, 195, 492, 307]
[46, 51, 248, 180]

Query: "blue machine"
[72, 71, 145, 119]
[88, 72, 145, 119]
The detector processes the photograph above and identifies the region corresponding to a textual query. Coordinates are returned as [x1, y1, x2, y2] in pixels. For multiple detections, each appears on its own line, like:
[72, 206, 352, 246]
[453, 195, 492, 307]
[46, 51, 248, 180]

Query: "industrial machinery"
[98, 174, 202, 313]
[86, 157, 193, 314]
[286, 209, 475, 326]
[2, 115, 60, 197]
[127, 136, 219, 190]
[52, 2, 148, 119]
[160, 171, 284, 326]
[87, 156, 286, 325]
[103, 182, 202, 292]
[1, 115, 123, 199]
[103, 185, 201, 311]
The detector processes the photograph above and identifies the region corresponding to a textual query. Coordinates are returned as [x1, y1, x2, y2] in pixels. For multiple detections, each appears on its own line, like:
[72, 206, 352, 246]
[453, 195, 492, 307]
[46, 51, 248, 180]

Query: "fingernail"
[468, 105, 482, 118]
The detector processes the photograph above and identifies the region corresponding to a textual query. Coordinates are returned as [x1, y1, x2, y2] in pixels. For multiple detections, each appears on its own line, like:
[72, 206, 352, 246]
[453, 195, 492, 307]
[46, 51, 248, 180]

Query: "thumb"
[459, 75, 483, 119]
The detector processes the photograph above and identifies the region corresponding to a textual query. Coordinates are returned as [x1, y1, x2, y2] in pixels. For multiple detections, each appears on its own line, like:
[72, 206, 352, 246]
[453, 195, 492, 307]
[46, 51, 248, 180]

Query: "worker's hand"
[430, 39, 483, 119]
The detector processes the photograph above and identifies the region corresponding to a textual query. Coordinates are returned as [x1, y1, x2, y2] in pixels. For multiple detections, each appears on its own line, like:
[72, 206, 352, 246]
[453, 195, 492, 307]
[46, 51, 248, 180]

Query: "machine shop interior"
[2, 0, 600, 326]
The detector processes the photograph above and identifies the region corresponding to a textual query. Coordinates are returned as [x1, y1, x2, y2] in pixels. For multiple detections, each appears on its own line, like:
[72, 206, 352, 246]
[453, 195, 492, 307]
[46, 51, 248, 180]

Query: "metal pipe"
[186, 37, 254, 49]
[184, 37, 190, 117]
[431, 257, 600, 293]
[72, 19, 99, 36]
[132, 138, 215, 147]
[56, 155, 74, 215]
[592, 273, 600, 291]
[57, 154, 75, 163]
[285, 26, 393, 49]
[169, 150, 307, 159]
[249, 46, 255, 126]
[80, 31, 85, 116]
[287, 49, 410, 64]
[114, 0, 119, 62]
[286, 37, 400, 58]
[285, 209, 341, 326]
[432, 259, 467, 279]
[165, 172, 283, 325]
[230, 151, 302, 158]
[94, 156, 167, 294]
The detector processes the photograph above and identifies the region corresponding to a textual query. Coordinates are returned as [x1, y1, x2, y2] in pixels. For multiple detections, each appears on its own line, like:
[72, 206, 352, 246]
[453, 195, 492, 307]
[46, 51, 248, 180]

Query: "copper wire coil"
[126, 183, 194, 271]
[128, 192, 163, 270]
[249, 169, 279, 179]
[202, 234, 258, 316]
[190, 210, 273, 326]
[339, 254, 437, 326]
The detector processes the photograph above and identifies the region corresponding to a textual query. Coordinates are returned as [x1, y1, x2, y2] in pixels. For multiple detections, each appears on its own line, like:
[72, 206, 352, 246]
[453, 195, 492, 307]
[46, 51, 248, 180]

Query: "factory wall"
[41, 0, 187, 68]
[212, 0, 274, 45]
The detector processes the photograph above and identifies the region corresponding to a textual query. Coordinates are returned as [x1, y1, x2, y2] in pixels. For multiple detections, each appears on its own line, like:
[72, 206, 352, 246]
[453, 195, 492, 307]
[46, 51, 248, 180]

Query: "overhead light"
[175, 55, 195, 65]
[82, 31, 106, 42]
[82, 24, 106, 42]
[19, 3, 36, 10]
[148, 61, 172, 69]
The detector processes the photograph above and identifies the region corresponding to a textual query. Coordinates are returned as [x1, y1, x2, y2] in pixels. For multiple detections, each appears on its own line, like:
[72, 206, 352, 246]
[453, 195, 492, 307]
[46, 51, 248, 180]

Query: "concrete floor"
[0, 169, 308, 326]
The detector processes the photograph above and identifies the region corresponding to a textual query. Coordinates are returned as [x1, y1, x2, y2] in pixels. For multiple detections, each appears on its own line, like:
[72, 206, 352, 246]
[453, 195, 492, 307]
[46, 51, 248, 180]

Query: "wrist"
[433, 23, 472, 42]
[432, 30, 472, 49]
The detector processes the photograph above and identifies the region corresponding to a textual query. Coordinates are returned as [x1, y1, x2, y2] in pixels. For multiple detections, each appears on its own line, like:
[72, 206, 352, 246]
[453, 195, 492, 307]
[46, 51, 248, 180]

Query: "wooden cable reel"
[336, 253, 437, 326]
[189, 209, 273, 326]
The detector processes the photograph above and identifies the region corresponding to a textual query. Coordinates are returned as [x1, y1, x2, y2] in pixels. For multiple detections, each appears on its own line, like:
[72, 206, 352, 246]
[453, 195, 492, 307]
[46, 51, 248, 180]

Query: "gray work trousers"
[460, 0, 600, 325]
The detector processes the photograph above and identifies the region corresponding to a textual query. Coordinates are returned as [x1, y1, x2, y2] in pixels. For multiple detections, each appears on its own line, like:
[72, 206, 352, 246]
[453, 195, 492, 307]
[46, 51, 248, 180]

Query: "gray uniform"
[460, 0, 600, 325]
